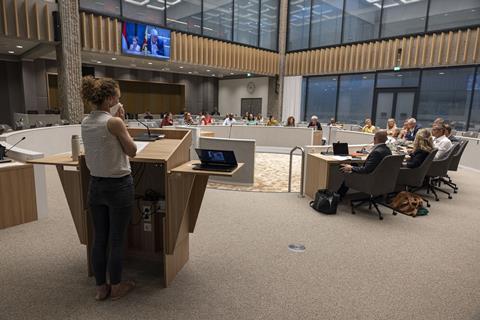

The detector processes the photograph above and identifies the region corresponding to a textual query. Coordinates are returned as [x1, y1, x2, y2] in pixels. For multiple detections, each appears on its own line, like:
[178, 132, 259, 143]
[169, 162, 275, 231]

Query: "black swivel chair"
[345, 155, 405, 220]
[422, 144, 460, 201]
[440, 139, 469, 193]
[395, 148, 438, 208]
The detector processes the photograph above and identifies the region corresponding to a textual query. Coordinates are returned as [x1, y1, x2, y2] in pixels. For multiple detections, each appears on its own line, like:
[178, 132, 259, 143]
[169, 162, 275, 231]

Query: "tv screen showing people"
[121, 21, 170, 60]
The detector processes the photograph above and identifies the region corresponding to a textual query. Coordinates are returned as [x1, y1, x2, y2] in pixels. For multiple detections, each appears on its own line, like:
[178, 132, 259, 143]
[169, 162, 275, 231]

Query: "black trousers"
[88, 175, 134, 286]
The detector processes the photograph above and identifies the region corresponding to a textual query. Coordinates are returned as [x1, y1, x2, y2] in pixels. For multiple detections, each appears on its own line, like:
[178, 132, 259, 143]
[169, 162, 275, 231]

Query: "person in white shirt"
[223, 114, 236, 126]
[432, 124, 453, 160]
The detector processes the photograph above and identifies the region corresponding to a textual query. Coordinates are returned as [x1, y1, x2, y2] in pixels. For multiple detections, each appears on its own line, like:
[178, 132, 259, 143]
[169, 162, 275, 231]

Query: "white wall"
[218, 77, 269, 116]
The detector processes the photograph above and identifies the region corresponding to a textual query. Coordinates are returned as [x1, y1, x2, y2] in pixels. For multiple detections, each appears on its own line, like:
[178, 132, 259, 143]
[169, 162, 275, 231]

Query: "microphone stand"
[134, 119, 160, 141]
[0, 136, 26, 163]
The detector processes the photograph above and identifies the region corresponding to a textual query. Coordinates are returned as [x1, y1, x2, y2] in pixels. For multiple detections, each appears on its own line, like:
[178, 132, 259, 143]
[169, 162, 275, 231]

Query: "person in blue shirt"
[405, 118, 422, 141]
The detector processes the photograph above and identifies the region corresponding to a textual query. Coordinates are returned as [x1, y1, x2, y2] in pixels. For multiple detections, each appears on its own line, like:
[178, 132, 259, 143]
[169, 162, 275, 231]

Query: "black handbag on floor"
[310, 190, 340, 215]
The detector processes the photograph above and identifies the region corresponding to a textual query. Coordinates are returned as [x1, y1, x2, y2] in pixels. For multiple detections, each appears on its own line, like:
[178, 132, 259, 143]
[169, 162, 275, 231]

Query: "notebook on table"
[193, 149, 238, 172]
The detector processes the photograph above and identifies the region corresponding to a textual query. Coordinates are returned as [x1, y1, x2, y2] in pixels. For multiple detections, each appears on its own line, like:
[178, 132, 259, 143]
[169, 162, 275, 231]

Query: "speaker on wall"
[52, 11, 61, 41]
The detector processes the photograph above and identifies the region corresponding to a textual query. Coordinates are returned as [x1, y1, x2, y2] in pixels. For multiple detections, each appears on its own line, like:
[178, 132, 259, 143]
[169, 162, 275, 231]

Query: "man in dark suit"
[405, 118, 422, 141]
[145, 29, 164, 56]
[337, 130, 391, 198]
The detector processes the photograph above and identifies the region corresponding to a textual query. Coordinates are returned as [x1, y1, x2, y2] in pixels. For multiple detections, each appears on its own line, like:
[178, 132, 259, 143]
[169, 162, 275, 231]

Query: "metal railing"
[288, 146, 305, 197]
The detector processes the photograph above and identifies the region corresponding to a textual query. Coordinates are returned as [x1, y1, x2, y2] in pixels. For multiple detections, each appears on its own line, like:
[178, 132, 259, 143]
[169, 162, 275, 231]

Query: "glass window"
[259, 0, 279, 50]
[79, 0, 121, 16]
[122, 0, 165, 26]
[337, 73, 375, 124]
[203, 0, 233, 41]
[469, 69, 480, 131]
[305, 76, 338, 122]
[376, 71, 420, 88]
[166, 0, 202, 34]
[417, 68, 475, 131]
[288, 0, 311, 51]
[310, 0, 343, 47]
[380, 0, 427, 38]
[428, 0, 480, 31]
[342, 0, 381, 43]
[234, 0, 260, 46]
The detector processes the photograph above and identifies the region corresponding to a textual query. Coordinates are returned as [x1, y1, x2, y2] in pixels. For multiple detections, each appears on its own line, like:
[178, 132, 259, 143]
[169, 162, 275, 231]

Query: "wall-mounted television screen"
[122, 21, 170, 60]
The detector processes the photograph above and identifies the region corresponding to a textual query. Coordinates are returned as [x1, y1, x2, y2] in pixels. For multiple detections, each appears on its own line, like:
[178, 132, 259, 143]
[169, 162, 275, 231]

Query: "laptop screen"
[333, 142, 349, 155]
[196, 149, 237, 166]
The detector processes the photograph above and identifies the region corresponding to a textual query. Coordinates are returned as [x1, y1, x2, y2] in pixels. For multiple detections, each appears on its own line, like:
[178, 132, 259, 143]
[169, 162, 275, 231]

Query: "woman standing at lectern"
[81, 76, 137, 301]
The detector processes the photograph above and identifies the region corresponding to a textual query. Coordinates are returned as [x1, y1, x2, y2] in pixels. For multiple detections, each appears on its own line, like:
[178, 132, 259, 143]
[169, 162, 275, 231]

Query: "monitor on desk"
[333, 142, 349, 156]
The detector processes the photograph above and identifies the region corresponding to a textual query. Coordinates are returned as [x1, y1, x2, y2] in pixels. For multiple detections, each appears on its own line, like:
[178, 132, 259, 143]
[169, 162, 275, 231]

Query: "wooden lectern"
[29, 128, 243, 287]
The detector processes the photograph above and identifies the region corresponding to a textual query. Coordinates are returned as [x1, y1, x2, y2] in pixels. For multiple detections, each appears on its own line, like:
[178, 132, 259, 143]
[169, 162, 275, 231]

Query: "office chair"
[345, 154, 405, 220]
[422, 144, 460, 201]
[395, 149, 438, 208]
[439, 140, 469, 193]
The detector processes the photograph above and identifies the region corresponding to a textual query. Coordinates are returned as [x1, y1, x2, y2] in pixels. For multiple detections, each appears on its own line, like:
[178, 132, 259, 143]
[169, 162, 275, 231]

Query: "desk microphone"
[5, 136, 26, 155]
[135, 119, 160, 140]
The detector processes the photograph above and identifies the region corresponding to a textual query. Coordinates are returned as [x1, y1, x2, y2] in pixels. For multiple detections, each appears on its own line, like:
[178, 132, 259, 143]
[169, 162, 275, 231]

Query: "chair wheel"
[427, 203, 431, 208]
[351, 209, 355, 214]
[453, 190, 457, 194]
[435, 198, 439, 201]
[379, 216, 383, 220]
[448, 196, 452, 199]
[392, 210, 397, 216]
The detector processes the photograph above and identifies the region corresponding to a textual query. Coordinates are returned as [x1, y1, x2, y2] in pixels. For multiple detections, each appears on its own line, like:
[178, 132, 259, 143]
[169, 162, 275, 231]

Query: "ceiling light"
[97, 61, 102, 64]
[111, 57, 117, 61]
[188, 71, 192, 74]
[212, 74, 216, 76]
[247, 73, 252, 77]
[179, 66, 184, 69]
[439, 72, 445, 75]
[8, 50, 14, 54]
[230, 73, 235, 75]
[206, 69, 211, 72]
[148, 62, 153, 65]
[16, 45, 23, 49]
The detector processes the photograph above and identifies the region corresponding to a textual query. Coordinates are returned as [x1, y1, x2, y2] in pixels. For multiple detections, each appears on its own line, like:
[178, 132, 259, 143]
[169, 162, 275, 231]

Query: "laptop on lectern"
[193, 149, 238, 172]
[332, 142, 349, 156]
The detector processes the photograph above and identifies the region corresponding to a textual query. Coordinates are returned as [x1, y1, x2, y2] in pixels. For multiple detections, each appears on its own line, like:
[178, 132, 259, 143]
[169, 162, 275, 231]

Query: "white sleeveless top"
[81, 111, 131, 178]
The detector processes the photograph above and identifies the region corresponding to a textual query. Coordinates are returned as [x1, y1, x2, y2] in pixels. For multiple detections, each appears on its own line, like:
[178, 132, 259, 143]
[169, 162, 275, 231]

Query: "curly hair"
[81, 76, 119, 108]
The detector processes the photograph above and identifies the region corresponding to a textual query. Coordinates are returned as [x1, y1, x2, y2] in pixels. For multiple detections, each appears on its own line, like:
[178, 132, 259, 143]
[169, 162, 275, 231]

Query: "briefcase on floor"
[310, 190, 340, 215]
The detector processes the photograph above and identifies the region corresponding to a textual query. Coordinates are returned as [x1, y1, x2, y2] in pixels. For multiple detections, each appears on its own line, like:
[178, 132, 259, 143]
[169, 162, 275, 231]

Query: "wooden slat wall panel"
[285, 27, 480, 76]
[0, 0, 55, 41]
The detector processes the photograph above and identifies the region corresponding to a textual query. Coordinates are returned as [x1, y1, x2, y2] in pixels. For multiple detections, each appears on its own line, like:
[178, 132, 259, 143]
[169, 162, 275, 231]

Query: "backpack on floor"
[390, 191, 424, 217]
[310, 189, 340, 215]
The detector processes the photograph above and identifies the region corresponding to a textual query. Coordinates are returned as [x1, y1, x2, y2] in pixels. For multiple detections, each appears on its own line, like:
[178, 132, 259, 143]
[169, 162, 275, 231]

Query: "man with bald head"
[337, 131, 392, 197]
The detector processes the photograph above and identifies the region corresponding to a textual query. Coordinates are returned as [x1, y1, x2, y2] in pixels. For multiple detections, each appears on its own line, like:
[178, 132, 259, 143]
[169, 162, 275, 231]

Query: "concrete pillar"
[56, 0, 83, 123]
[268, 0, 289, 120]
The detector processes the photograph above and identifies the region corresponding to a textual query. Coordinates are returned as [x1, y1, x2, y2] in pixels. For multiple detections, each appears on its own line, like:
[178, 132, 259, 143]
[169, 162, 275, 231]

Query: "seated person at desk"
[223, 113, 236, 125]
[386, 118, 399, 137]
[183, 112, 194, 125]
[362, 118, 376, 133]
[266, 115, 279, 126]
[144, 109, 153, 120]
[337, 131, 391, 198]
[405, 129, 434, 168]
[444, 124, 459, 142]
[307, 115, 322, 130]
[405, 118, 422, 141]
[246, 113, 257, 125]
[432, 124, 453, 160]
[160, 112, 173, 127]
[81, 76, 137, 301]
[285, 116, 295, 127]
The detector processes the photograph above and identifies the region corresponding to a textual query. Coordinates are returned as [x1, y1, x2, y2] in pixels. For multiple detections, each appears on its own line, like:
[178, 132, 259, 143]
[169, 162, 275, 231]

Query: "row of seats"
[344, 140, 469, 220]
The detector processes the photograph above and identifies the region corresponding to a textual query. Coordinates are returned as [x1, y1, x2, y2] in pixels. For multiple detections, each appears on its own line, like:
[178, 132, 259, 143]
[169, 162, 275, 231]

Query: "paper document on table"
[332, 156, 352, 161]
[134, 141, 149, 153]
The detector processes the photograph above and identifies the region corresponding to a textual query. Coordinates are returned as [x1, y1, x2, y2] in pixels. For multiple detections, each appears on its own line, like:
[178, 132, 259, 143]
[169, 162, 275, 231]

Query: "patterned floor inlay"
[207, 153, 302, 193]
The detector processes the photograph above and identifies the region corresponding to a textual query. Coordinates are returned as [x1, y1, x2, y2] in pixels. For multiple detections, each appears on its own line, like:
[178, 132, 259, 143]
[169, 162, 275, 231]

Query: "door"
[373, 89, 416, 129]
[241, 98, 262, 116]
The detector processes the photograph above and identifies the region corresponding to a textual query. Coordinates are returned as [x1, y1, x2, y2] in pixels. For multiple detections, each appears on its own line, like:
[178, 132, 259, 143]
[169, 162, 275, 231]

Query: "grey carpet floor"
[1, 166, 480, 320]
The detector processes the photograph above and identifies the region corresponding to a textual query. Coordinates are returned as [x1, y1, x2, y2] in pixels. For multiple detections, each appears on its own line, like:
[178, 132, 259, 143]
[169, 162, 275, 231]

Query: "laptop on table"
[193, 149, 238, 172]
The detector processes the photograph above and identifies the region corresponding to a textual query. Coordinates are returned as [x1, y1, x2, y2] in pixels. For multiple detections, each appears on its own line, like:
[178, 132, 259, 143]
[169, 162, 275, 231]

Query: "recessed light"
[206, 69, 211, 72]
[8, 51, 14, 54]
[212, 74, 216, 76]
[111, 57, 117, 61]
[247, 73, 252, 77]
[16, 45, 23, 49]
[148, 62, 152, 65]
[97, 61, 102, 64]
[362, 76, 367, 79]
[230, 72, 234, 75]
[188, 71, 192, 74]
[179, 66, 184, 69]
[439, 72, 445, 75]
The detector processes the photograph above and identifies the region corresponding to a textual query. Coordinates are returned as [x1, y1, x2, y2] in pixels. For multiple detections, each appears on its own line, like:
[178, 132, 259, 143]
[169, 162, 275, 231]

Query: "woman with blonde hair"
[386, 118, 397, 136]
[405, 128, 434, 168]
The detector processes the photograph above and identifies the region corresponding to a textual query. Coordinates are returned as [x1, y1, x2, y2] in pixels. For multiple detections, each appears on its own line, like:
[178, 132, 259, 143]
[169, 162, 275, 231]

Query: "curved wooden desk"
[29, 129, 243, 287]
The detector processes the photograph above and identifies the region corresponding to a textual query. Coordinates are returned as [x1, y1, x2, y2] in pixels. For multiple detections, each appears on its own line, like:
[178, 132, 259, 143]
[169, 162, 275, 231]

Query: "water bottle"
[71, 135, 81, 161]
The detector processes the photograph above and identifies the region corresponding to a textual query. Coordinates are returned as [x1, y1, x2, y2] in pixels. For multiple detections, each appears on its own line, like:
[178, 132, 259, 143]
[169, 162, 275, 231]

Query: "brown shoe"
[95, 284, 111, 301]
[111, 280, 135, 301]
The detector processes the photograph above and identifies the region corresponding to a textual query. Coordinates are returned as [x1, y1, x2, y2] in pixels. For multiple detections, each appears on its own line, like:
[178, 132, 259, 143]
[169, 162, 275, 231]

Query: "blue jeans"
[88, 175, 134, 286]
